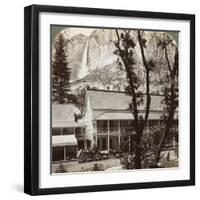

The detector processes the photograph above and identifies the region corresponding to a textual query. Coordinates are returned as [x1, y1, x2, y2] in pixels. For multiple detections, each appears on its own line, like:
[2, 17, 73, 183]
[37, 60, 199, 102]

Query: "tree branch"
[164, 46, 173, 77]
[137, 30, 151, 125]
[115, 29, 139, 127]
[115, 29, 120, 46]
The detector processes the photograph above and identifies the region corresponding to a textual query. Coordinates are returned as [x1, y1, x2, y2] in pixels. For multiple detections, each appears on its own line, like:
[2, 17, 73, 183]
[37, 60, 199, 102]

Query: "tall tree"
[114, 30, 153, 169]
[155, 34, 179, 163]
[52, 33, 71, 104]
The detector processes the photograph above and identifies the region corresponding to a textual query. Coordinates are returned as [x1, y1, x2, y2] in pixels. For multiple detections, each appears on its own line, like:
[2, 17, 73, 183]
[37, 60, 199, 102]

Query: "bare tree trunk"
[137, 31, 151, 124]
[115, 30, 141, 168]
[115, 30, 152, 169]
[135, 31, 151, 168]
[155, 110, 175, 163]
[155, 46, 178, 164]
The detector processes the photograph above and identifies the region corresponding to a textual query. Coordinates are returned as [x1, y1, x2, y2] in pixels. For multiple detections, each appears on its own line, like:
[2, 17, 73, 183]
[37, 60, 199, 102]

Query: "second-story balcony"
[97, 127, 135, 135]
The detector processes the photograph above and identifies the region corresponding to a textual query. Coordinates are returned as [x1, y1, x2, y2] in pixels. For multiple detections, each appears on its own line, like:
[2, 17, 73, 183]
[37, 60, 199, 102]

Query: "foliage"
[78, 147, 110, 163]
[55, 163, 67, 173]
[114, 30, 179, 168]
[52, 33, 71, 104]
[114, 30, 153, 169]
[155, 33, 179, 162]
[92, 163, 104, 171]
[121, 125, 177, 169]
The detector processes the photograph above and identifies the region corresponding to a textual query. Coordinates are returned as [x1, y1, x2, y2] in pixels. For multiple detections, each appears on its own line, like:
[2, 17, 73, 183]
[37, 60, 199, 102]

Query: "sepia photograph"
[51, 26, 179, 174]
[24, 5, 195, 195]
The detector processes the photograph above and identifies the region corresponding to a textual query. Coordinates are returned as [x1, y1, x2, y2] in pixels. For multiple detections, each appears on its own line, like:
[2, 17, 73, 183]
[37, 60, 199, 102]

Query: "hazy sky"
[63, 27, 95, 37]
[51, 26, 95, 44]
[51, 25, 178, 46]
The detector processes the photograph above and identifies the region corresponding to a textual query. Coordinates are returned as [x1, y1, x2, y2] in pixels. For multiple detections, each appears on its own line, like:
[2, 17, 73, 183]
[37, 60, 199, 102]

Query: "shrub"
[92, 163, 104, 171]
[55, 163, 67, 173]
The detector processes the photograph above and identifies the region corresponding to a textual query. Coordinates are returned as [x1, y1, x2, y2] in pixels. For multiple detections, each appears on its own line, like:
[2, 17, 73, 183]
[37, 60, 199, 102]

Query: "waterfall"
[78, 40, 89, 79]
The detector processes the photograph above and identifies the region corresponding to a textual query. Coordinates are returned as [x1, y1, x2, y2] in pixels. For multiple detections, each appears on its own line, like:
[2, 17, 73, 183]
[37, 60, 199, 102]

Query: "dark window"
[110, 138, 113, 149]
[120, 120, 127, 128]
[63, 128, 74, 135]
[110, 120, 118, 132]
[65, 146, 77, 159]
[148, 120, 159, 127]
[52, 147, 64, 161]
[52, 128, 61, 135]
[120, 120, 134, 128]
[76, 127, 81, 134]
[120, 120, 134, 133]
[102, 138, 107, 150]
[97, 120, 108, 132]
[97, 138, 100, 149]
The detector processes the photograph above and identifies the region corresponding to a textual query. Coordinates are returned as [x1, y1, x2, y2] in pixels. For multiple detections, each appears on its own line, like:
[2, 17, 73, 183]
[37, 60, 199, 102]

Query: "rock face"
[53, 28, 177, 94]
[64, 29, 119, 81]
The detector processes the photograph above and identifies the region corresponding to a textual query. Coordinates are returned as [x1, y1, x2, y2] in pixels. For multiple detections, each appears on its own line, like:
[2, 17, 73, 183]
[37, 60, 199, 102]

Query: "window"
[110, 120, 118, 132]
[52, 147, 64, 161]
[97, 139, 100, 149]
[52, 128, 61, 135]
[97, 120, 108, 132]
[63, 128, 74, 135]
[120, 120, 134, 128]
[148, 120, 159, 127]
[102, 138, 107, 150]
[109, 138, 113, 149]
[76, 127, 81, 134]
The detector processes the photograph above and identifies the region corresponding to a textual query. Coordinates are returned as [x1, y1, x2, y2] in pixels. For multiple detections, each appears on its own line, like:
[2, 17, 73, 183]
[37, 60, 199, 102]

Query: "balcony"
[97, 127, 135, 135]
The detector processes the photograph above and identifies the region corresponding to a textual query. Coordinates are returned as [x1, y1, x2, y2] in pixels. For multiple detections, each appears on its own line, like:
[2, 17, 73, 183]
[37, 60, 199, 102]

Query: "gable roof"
[52, 104, 84, 128]
[86, 89, 164, 111]
[96, 111, 164, 120]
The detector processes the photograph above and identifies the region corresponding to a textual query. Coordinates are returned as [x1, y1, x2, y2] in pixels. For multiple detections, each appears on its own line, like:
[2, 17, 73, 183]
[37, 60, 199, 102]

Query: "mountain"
[53, 28, 177, 94]
[63, 29, 119, 81]
[71, 62, 127, 92]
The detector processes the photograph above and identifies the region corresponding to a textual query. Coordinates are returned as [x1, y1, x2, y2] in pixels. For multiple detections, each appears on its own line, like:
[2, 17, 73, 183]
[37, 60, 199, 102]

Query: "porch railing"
[97, 127, 135, 133]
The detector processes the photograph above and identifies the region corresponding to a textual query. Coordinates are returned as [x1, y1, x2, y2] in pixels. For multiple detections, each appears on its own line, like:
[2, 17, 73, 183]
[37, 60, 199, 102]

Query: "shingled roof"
[86, 89, 164, 111]
[52, 104, 84, 128]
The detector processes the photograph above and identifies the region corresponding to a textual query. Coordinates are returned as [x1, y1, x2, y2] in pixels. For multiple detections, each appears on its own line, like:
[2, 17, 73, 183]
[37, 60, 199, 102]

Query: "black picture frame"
[24, 4, 195, 196]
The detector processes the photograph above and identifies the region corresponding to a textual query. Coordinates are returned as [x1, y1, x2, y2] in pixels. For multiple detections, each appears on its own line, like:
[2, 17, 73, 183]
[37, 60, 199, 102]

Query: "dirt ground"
[52, 158, 122, 173]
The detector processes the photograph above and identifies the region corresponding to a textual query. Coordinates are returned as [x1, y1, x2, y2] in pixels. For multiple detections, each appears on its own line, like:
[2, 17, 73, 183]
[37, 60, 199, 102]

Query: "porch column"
[118, 120, 121, 149]
[94, 121, 97, 146]
[173, 136, 176, 149]
[107, 120, 110, 151]
[173, 127, 176, 149]
[147, 121, 149, 132]
[95, 136, 98, 147]
[84, 140, 87, 150]
[128, 136, 131, 153]
[64, 146, 66, 160]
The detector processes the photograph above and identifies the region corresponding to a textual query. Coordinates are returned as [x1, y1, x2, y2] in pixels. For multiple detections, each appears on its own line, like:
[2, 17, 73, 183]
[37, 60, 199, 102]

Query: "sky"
[51, 25, 178, 46]
[51, 26, 95, 45]
[63, 27, 95, 37]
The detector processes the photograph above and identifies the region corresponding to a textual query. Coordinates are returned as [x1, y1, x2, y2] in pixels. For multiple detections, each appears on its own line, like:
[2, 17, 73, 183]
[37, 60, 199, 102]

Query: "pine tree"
[52, 33, 71, 104]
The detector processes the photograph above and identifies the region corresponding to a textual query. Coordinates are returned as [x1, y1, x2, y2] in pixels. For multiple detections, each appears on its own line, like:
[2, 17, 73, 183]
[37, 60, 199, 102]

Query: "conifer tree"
[52, 33, 71, 104]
